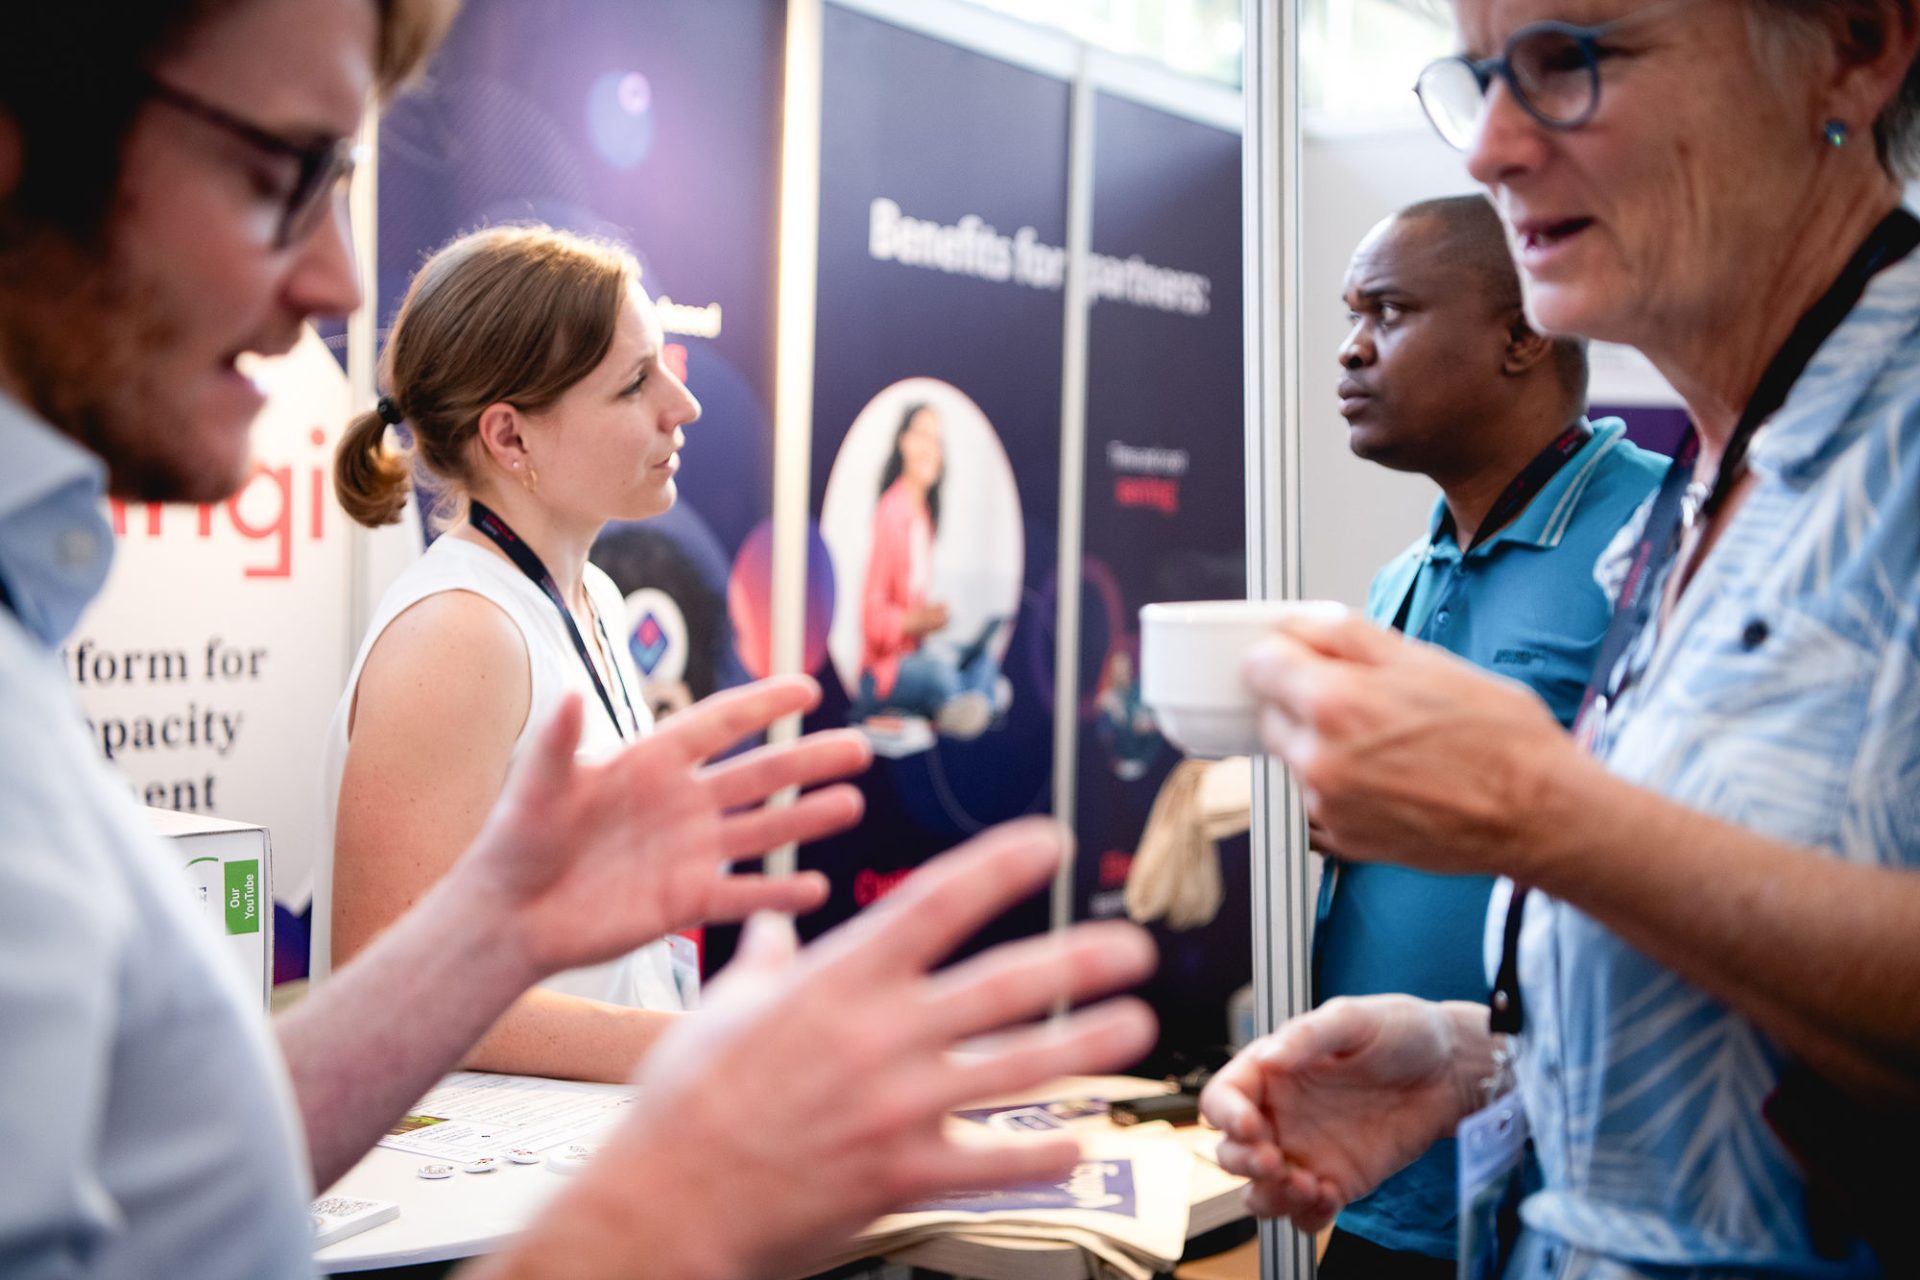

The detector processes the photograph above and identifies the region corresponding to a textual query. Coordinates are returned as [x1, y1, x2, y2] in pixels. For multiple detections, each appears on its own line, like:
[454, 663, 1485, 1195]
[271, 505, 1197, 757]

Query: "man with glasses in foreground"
[1207, 1, 1920, 1277]
[0, 3, 1157, 1276]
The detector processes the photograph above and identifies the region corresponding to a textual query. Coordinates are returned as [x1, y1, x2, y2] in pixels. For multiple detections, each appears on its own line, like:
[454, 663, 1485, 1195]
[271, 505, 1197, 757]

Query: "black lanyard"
[1487, 207, 1920, 1037]
[1388, 419, 1594, 638]
[467, 500, 640, 740]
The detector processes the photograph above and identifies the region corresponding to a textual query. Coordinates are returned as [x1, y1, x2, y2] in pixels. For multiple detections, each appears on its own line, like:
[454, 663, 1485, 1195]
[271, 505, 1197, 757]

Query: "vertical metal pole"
[1242, 0, 1313, 1276]
[1050, 55, 1097, 973]
[345, 108, 381, 669]
[766, 0, 826, 879]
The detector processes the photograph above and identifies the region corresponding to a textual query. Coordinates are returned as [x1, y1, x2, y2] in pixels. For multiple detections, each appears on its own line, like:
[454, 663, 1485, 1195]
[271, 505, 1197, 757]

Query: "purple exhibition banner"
[1074, 92, 1249, 1064]
[786, 13, 1252, 1031]
[796, 7, 1075, 953]
[1596, 403, 1690, 457]
[377, 0, 784, 721]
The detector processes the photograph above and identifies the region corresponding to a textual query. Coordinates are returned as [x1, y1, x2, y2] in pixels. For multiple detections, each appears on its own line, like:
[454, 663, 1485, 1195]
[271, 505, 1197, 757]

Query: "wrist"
[1438, 1000, 1499, 1121]
[417, 865, 546, 996]
[1499, 733, 1612, 887]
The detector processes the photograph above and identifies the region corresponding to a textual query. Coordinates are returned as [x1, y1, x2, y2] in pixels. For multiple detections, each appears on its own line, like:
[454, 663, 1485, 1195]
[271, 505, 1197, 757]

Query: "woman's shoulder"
[360, 585, 530, 695]
[401, 532, 535, 594]
[349, 585, 533, 750]
[368, 536, 555, 636]
[358, 540, 536, 696]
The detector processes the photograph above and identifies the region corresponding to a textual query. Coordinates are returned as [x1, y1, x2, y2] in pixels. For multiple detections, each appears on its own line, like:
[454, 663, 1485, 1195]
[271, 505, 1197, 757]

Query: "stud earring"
[1825, 119, 1850, 148]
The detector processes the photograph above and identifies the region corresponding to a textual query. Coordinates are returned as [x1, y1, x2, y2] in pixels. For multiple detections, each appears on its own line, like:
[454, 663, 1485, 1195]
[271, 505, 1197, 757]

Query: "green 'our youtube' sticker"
[224, 860, 260, 936]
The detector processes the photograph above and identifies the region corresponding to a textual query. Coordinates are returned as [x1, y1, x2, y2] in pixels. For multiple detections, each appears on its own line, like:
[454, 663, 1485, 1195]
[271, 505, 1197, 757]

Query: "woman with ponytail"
[319, 224, 730, 1080]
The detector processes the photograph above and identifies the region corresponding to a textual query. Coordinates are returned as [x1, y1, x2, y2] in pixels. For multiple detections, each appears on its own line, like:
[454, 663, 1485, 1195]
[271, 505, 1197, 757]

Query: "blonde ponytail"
[334, 406, 414, 528]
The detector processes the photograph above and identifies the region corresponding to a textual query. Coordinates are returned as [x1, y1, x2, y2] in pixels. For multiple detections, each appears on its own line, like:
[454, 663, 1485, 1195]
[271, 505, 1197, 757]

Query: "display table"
[315, 1074, 1247, 1277]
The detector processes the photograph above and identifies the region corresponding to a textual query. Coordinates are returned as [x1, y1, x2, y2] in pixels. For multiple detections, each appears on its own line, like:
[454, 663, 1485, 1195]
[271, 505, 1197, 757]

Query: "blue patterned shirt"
[1495, 234, 1920, 1276]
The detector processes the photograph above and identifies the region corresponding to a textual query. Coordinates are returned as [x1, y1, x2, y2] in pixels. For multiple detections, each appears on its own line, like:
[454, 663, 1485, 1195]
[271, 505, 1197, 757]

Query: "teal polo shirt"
[1316, 417, 1665, 1260]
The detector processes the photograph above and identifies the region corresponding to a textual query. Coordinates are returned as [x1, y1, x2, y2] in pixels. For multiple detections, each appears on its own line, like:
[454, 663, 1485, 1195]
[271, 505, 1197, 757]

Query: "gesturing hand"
[460, 675, 869, 982]
[1245, 608, 1588, 877]
[530, 819, 1159, 1280]
[1201, 996, 1493, 1231]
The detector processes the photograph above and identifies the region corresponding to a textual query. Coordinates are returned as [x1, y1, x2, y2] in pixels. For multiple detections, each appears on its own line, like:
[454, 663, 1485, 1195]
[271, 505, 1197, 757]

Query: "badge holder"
[1457, 1038, 1529, 1280]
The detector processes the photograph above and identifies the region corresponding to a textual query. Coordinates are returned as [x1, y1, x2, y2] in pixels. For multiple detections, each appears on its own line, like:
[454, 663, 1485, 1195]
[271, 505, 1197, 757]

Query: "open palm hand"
[1202, 995, 1493, 1230]
[462, 675, 869, 980]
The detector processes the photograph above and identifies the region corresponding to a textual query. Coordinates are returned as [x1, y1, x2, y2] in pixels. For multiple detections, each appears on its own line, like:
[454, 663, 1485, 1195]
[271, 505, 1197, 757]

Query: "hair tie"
[375, 395, 404, 426]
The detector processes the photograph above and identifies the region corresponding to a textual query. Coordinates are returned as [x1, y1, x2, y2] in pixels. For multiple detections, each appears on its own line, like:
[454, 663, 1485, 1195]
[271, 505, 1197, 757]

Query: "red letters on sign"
[108, 429, 331, 580]
[1114, 477, 1179, 515]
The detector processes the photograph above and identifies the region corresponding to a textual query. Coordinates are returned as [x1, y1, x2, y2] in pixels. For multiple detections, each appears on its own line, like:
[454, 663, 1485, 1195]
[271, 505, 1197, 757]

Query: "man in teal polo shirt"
[1313, 195, 1665, 1278]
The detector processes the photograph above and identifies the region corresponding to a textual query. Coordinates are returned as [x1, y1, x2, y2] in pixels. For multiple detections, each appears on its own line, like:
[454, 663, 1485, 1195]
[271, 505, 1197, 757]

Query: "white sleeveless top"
[313, 535, 686, 1011]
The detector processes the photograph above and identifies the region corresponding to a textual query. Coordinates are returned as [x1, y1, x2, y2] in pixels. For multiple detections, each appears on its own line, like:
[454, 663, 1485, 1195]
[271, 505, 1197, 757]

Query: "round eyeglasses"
[1415, 0, 1713, 154]
[1414, 17, 1620, 150]
[1413, 0, 1704, 151]
[145, 77, 361, 249]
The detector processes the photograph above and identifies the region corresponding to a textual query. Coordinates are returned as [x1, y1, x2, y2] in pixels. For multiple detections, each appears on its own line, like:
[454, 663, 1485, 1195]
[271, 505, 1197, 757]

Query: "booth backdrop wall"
[1074, 89, 1249, 1065]
[791, 5, 1074, 958]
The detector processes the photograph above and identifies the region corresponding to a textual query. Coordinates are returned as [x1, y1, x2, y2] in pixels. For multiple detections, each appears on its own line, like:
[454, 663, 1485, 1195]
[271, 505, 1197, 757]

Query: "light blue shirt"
[1494, 240, 1920, 1276]
[1322, 419, 1664, 1259]
[0, 395, 314, 1278]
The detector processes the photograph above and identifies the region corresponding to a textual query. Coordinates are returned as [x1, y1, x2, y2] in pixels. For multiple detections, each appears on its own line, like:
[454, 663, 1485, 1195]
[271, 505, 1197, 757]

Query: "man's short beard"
[0, 219, 240, 505]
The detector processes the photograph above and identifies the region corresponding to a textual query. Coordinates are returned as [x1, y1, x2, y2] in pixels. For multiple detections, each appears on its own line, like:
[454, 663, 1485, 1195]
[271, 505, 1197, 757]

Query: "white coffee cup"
[1138, 599, 1346, 758]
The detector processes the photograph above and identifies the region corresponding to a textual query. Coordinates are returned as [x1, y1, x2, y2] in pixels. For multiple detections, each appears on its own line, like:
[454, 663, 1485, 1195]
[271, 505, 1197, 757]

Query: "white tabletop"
[315, 1094, 590, 1272]
[315, 1074, 1246, 1276]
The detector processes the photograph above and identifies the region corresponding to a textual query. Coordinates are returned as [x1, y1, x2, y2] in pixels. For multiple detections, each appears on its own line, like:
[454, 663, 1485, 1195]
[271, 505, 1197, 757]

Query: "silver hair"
[1747, 1, 1920, 179]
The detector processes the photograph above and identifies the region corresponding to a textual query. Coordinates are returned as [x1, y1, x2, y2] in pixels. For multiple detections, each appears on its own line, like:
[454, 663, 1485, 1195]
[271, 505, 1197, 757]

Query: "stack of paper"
[847, 1124, 1196, 1280]
[376, 1071, 633, 1164]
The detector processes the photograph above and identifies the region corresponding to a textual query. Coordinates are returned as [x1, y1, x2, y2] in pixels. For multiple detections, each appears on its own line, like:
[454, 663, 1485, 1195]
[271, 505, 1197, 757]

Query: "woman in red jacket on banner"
[853, 402, 1006, 742]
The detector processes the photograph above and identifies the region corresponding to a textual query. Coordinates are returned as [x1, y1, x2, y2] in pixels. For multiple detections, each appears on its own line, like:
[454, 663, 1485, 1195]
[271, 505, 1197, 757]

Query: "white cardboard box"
[146, 807, 274, 1009]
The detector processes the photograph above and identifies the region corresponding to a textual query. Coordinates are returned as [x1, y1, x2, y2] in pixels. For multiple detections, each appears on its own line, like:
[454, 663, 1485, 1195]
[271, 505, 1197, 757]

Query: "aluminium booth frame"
[1243, 0, 1315, 1275]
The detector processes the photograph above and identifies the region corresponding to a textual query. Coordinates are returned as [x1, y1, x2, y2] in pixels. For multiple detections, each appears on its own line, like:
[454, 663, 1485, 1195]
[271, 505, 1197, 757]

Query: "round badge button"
[545, 1144, 597, 1175]
[416, 1163, 455, 1180]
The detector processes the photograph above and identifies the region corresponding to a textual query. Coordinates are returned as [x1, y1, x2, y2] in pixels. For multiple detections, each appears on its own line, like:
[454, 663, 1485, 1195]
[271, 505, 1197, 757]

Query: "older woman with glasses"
[1205, 2, 1920, 1277]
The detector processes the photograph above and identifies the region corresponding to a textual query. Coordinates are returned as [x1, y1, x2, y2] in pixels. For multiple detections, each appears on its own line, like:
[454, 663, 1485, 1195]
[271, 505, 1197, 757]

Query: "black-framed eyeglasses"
[145, 77, 361, 249]
[1413, 4, 1675, 151]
